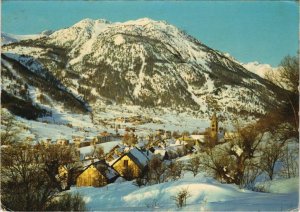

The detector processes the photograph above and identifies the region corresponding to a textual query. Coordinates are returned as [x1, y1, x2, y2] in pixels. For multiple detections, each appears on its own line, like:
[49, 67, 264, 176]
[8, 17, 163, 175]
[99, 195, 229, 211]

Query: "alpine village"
[1, 2, 299, 211]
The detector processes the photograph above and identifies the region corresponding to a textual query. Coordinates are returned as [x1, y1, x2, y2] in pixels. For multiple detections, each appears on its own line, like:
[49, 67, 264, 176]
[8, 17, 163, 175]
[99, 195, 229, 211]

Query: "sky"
[1, 1, 298, 66]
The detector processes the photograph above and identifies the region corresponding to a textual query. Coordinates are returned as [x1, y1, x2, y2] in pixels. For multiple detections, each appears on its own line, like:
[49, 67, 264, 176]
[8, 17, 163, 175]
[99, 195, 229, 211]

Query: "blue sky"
[2, 1, 298, 66]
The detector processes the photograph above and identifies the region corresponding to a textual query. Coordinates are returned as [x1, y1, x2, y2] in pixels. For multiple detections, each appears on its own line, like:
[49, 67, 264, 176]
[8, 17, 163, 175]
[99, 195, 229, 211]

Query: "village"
[38, 113, 234, 188]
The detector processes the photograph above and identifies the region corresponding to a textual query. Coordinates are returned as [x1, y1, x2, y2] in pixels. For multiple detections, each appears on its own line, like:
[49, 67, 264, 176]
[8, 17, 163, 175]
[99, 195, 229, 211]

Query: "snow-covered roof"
[82, 160, 119, 182]
[190, 134, 205, 140]
[128, 147, 149, 168]
[154, 148, 166, 156]
[112, 147, 149, 169]
[93, 161, 119, 181]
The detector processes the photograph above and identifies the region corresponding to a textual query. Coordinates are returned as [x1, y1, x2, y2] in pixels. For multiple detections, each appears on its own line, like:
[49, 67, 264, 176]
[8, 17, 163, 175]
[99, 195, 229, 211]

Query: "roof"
[83, 160, 119, 182]
[112, 147, 149, 170]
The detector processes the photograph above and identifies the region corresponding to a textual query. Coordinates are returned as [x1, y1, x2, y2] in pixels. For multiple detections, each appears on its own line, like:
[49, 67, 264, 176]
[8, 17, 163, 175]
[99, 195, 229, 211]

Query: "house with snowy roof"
[149, 146, 169, 160]
[76, 160, 119, 187]
[105, 144, 125, 162]
[112, 147, 150, 178]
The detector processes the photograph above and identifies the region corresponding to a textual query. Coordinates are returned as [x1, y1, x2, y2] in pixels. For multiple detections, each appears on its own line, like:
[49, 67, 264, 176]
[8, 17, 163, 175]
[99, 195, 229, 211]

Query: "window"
[124, 160, 128, 168]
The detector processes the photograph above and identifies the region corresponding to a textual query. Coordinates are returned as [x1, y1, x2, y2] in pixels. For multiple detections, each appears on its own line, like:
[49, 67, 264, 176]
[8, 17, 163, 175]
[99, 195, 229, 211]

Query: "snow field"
[70, 171, 299, 211]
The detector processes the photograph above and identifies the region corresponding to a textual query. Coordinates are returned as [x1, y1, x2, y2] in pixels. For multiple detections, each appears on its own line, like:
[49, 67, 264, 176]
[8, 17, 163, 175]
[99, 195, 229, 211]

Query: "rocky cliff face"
[1, 18, 285, 119]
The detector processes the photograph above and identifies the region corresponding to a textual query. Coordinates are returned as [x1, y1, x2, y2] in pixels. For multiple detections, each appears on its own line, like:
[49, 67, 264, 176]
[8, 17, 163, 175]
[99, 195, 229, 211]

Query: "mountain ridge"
[1, 18, 286, 120]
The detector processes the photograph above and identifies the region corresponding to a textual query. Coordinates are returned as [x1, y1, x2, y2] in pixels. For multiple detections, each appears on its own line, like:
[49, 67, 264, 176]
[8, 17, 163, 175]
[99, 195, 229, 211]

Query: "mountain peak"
[72, 18, 111, 28]
[121, 17, 161, 26]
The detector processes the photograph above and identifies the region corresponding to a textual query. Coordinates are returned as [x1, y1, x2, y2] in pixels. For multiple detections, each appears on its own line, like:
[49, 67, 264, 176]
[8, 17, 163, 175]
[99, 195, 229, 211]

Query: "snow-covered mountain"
[1, 18, 285, 120]
[1, 32, 46, 45]
[242, 61, 278, 78]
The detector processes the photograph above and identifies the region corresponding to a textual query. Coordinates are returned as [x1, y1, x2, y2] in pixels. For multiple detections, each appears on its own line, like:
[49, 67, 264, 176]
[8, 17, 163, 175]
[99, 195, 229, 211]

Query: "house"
[97, 131, 111, 143]
[112, 147, 149, 178]
[150, 147, 169, 160]
[105, 144, 125, 163]
[76, 160, 119, 187]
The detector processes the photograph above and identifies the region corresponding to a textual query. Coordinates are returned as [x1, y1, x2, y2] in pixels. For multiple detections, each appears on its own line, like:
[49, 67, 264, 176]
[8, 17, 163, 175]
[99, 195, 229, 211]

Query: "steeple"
[210, 112, 218, 143]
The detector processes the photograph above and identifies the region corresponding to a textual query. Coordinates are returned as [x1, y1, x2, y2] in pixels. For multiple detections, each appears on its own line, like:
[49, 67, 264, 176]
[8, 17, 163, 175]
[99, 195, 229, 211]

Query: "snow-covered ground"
[15, 104, 218, 142]
[70, 172, 299, 211]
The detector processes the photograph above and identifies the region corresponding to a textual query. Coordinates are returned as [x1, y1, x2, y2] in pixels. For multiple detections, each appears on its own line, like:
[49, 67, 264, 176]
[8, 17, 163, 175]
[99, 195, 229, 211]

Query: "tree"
[45, 193, 86, 211]
[38, 144, 81, 191]
[167, 161, 184, 181]
[200, 122, 265, 187]
[182, 131, 190, 137]
[200, 147, 235, 184]
[185, 156, 201, 177]
[265, 54, 299, 132]
[171, 187, 191, 208]
[276, 55, 298, 93]
[1, 143, 86, 211]
[147, 156, 167, 184]
[93, 145, 105, 160]
[172, 131, 180, 139]
[1, 109, 24, 145]
[228, 123, 265, 186]
[122, 132, 138, 146]
[260, 143, 283, 180]
[1, 143, 57, 211]
[280, 144, 299, 179]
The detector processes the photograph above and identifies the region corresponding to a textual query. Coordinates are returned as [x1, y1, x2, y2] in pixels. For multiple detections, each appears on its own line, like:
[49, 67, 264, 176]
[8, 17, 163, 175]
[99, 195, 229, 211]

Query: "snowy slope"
[70, 172, 299, 211]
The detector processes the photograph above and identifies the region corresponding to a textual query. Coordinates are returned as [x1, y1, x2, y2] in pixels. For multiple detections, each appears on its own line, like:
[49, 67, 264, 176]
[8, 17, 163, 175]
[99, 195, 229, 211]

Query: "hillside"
[1, 18, 286, 121]
[70, 171, 299, 211]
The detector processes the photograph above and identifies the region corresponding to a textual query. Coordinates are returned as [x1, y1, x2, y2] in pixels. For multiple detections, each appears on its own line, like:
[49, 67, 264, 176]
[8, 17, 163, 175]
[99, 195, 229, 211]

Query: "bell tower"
[210, 112, 218, 143]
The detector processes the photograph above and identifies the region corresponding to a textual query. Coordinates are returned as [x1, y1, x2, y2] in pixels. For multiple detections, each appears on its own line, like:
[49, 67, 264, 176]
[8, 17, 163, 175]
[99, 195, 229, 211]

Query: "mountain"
[1, 32, 46, 45]
[1, 18, 285, 120]
[241, 61, 278, 79]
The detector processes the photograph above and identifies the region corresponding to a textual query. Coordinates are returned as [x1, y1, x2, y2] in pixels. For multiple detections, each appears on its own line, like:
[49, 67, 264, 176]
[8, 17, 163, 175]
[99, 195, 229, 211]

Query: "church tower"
[210, 112, 218, 143]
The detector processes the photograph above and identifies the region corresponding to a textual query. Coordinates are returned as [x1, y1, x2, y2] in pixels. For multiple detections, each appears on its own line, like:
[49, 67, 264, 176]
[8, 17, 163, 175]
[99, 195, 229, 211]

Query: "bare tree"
[1, 109, 24, 145]
[38, 144, 81, 191]
[167, 161, 184, 181]
[93, 145, 105, 160]
[280, 145, 299, 179]
[242, 160, 262, 189]
[265, 54, 299, 132]
[122, 132, 138, 146]
[200, 122, 265, 187]
[185, 156, 201, 177]
[147, 156, 167, 184]
[1, 143, 86, 211]
[171, 187, 191, 208]
[260, 142, 284, 180]
[200, 147, 235, 184]
[1, 143, 57, 210]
